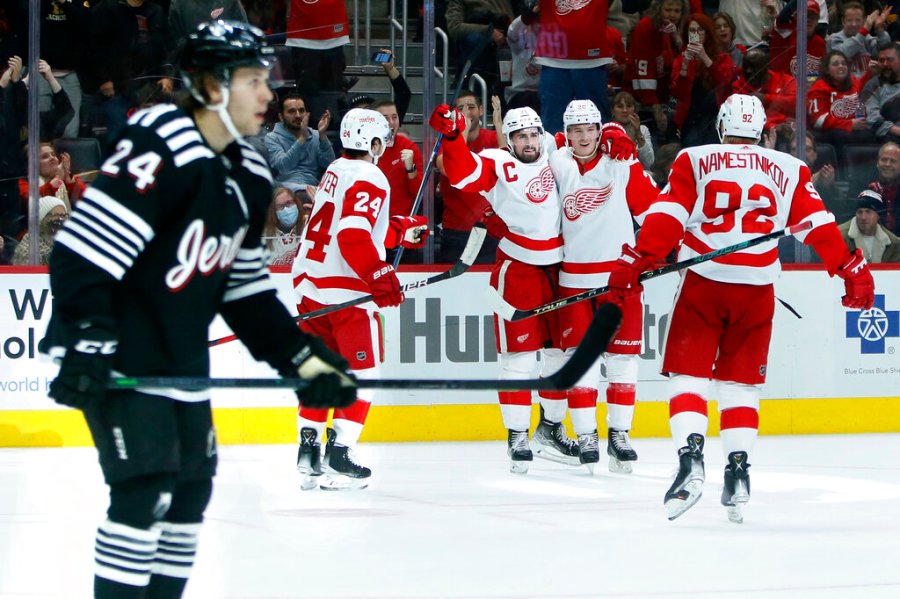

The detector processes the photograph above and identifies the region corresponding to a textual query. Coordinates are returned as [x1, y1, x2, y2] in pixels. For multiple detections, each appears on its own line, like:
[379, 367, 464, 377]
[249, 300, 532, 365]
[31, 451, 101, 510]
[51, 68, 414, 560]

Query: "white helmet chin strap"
[191, 82, 244, 141]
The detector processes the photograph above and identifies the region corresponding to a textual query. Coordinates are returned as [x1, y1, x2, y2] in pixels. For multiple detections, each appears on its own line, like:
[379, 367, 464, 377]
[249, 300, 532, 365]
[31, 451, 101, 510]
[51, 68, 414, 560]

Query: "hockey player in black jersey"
[40, 21, 357, 599]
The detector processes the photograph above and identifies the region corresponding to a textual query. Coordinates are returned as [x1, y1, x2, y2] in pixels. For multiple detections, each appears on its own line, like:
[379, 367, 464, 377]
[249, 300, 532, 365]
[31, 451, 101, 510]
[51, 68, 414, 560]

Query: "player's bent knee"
[165, 478, 214, 523]
[540, 348, 567, 375]
[108, 473, 177, 528]
[500, 351, 538, 378]
[606, 353, 638, 383]
[668, 374, 710, 399]
[715, 380, 761, 411]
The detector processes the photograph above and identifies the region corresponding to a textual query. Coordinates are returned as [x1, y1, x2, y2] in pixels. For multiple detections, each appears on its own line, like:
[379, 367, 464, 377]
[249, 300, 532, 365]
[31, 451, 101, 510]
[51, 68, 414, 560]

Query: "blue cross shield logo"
[846, 295, 900, 354]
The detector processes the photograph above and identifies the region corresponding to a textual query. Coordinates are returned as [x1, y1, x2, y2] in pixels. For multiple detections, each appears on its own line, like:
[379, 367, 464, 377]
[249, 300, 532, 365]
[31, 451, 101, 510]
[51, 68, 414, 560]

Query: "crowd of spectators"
[3, 0, 900, 266]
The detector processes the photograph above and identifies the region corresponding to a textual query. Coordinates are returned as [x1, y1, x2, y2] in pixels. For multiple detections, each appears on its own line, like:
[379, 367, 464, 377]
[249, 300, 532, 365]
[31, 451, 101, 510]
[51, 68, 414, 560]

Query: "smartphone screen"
[372, 51, 392, 63]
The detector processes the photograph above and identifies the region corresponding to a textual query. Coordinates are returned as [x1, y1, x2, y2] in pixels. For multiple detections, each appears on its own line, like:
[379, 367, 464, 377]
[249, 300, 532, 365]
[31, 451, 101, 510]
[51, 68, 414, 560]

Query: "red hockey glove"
[482, 207, 509, 240]
[364, 262, 404, 308]
[835, 248, 875, 310]
[607, 244, 652, 304]
[553, 131, 567, 150]
[429, 104, 466, 140]
[386, 215, 429, 249]
[599, 122, 637, 160]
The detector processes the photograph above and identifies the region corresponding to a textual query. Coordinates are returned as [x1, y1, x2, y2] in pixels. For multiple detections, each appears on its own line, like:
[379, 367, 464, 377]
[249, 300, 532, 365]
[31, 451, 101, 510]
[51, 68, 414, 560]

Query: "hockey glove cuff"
[364, 262, 404, 308]
[607, 244, 651, 304]
[289, 337, 357, 408]
[482, 208, 509, 240]
[836, 248, 875, 310]
[48, 320, 118, 410]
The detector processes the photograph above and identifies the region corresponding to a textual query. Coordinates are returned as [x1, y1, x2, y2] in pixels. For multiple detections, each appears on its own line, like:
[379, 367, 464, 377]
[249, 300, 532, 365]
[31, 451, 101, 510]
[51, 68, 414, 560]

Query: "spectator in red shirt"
[436, 90, 500, 263]
[625, 0, 691, 143]
[373, 100, 424, 220]
[768, 0, 826, 80]
[808, 50, 875, 154]
[671, 13, 737, 147]
[732, 48, 797, 133]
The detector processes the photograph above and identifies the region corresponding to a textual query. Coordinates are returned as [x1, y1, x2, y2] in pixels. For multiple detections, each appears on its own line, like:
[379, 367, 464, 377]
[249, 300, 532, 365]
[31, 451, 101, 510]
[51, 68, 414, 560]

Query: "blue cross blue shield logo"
[846, 295, 900, 354]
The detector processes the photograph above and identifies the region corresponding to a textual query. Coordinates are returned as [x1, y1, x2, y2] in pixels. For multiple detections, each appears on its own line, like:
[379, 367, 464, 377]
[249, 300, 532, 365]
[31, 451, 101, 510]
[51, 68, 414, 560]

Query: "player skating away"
[40, 21, 356, 599]
[608, 94, 875, 522]
[550, 99, 659, 474]
[431, 104, 575, 474]
[291, 108, 428, 490]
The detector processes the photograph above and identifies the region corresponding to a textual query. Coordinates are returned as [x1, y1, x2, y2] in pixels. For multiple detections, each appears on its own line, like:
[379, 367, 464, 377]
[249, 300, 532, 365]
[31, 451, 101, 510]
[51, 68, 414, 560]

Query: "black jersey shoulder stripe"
[223, 276, 276, 303]
[166, 130, 205, 153]
[155, 116, 195, 138]
[174, 145, 216, 167]
[129, 104, 178, 127]
[55, 229, 129, 280]
[237, 140, 274, 184]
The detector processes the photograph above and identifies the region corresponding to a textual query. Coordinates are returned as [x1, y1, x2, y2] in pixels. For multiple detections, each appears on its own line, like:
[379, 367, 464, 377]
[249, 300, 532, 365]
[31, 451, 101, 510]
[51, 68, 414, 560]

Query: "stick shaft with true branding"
[487, 221, 814, 321]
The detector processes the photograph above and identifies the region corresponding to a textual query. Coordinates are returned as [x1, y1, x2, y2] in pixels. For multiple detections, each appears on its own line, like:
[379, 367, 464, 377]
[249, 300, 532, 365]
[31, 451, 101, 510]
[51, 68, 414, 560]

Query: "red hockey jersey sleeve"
[625, 161, 659, 225]
[441, 134, 499, 194]
[635, 151, 695, 261]
[786, 165, 853, 274]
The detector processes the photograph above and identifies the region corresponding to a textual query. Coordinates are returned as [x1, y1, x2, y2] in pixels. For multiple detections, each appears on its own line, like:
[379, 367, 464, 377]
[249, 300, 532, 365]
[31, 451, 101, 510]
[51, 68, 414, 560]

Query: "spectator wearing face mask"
[12, 196, 68, 265]
[264, 185, 310, 266]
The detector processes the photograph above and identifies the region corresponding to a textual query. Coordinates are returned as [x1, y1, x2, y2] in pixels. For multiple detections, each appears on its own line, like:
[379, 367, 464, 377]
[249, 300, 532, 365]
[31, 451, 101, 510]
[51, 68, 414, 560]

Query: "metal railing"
[434, 27, 449, 104]
[469, 74, 488, 128]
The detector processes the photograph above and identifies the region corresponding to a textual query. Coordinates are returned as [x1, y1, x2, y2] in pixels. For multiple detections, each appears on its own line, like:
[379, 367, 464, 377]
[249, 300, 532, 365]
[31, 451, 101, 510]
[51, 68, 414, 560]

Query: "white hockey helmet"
[716, 93, 766, 143]
[563, 99, 603, 130]
[502, 107, 544, 153]
[340, 108, 391, 159]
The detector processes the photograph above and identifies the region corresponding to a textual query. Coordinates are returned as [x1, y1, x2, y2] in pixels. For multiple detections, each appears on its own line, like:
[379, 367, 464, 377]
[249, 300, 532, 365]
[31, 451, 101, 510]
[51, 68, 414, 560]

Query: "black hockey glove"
[289, 337, 358, 408]
[48, 321, 118, 410]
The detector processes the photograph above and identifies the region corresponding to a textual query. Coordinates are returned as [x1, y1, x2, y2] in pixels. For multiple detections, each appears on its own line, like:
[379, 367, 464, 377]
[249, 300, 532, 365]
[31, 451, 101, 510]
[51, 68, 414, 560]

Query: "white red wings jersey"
[443, 133, 563, 265]
[551, 151, 658, 288]
[292, 157, 390, 306]
[640, 144, 835, 285]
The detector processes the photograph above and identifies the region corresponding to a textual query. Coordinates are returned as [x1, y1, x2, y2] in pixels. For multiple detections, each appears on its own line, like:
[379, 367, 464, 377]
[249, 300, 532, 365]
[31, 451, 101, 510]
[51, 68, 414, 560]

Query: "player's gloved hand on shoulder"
[599, 122, 638, 160]
[607, 244, 652, 303]
[48, 320, 118, 410]
[836, 248, 875, 310]
[429, 104, 465, 140]
[386, 215, 429, 249]
[364, 262, 404, 308]
[290, 337, 357, 408]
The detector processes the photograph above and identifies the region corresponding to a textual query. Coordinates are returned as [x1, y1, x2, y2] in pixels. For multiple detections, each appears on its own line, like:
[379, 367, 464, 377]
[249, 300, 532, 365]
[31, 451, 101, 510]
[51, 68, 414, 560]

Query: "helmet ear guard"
[716, 93, 766, 143]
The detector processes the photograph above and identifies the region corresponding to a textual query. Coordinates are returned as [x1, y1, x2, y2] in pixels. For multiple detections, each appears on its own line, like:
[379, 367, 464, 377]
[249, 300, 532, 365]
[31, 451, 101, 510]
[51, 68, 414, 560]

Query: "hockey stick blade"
[488, 221, 814, 321]
[207, 225, 487, 348]
[391, 26, 494, 269]
[113, 304, 621, 392]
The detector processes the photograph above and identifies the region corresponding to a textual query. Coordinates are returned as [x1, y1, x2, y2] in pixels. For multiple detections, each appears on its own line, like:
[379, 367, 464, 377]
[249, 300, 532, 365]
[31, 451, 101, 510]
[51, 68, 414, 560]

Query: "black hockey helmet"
[180, 20, 275, 83]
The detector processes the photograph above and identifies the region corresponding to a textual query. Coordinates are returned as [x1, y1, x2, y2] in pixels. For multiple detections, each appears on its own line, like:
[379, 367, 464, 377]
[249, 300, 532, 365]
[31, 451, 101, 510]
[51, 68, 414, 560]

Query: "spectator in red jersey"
[436, 90, 501, 263]
[732, 48, 797, 133]
[768, 0, 826, 81]
[285, 0, 354, 95]
[373, 100, 424, 221]
[625, 0, 690, 144]
[713, 11, 745, 69]
[671, 13, 737, 148]
[808, 50, 875, 155]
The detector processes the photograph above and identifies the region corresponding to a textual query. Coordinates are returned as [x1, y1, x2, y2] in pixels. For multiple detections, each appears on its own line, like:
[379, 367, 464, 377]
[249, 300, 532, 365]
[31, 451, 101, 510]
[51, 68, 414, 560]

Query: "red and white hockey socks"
[716, 380, 761, 458]
[606, 383, 636, 431]
[498, 352, 538, 431]
[567, 386, 599, 435]
[668, 375, 710, 451]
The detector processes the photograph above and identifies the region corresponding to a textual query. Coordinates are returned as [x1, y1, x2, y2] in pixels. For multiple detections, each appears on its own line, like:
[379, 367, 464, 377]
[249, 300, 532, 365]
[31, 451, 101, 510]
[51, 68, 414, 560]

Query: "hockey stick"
[487, 221, 814, 322]
[112, 303, 621, 392]
[207, 224, 487, 348]
[391, 25, 495, 269]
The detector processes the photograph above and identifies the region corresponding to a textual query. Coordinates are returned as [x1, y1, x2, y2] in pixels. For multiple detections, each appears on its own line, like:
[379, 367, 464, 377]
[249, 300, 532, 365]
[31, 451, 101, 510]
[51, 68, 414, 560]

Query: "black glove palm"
[290, 337, 358, 408]
[49, 323, 117, 410]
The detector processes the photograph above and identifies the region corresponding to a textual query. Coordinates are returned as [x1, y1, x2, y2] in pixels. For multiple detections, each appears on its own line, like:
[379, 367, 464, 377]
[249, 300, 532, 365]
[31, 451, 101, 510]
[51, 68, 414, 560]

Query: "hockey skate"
[577, 430, 600, 474]
[721, 451, 751, 524]
[507, 429, 533, 474]
[532, 407, 580, 466]
[607, 428, 638, 474]
[296, 427, 322, 491]
[320, 428, 371, 491]
[664, 433, 706, 521]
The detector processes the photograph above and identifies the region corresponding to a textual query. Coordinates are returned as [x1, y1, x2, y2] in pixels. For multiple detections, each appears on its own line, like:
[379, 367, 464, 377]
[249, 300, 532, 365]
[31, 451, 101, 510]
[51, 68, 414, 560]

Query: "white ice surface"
[2, 434, 899, 598]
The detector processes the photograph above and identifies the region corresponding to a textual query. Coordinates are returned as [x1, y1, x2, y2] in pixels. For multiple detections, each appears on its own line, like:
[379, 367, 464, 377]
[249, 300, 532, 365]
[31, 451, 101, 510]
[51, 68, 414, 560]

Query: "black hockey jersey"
[42, 103, 306, 401]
